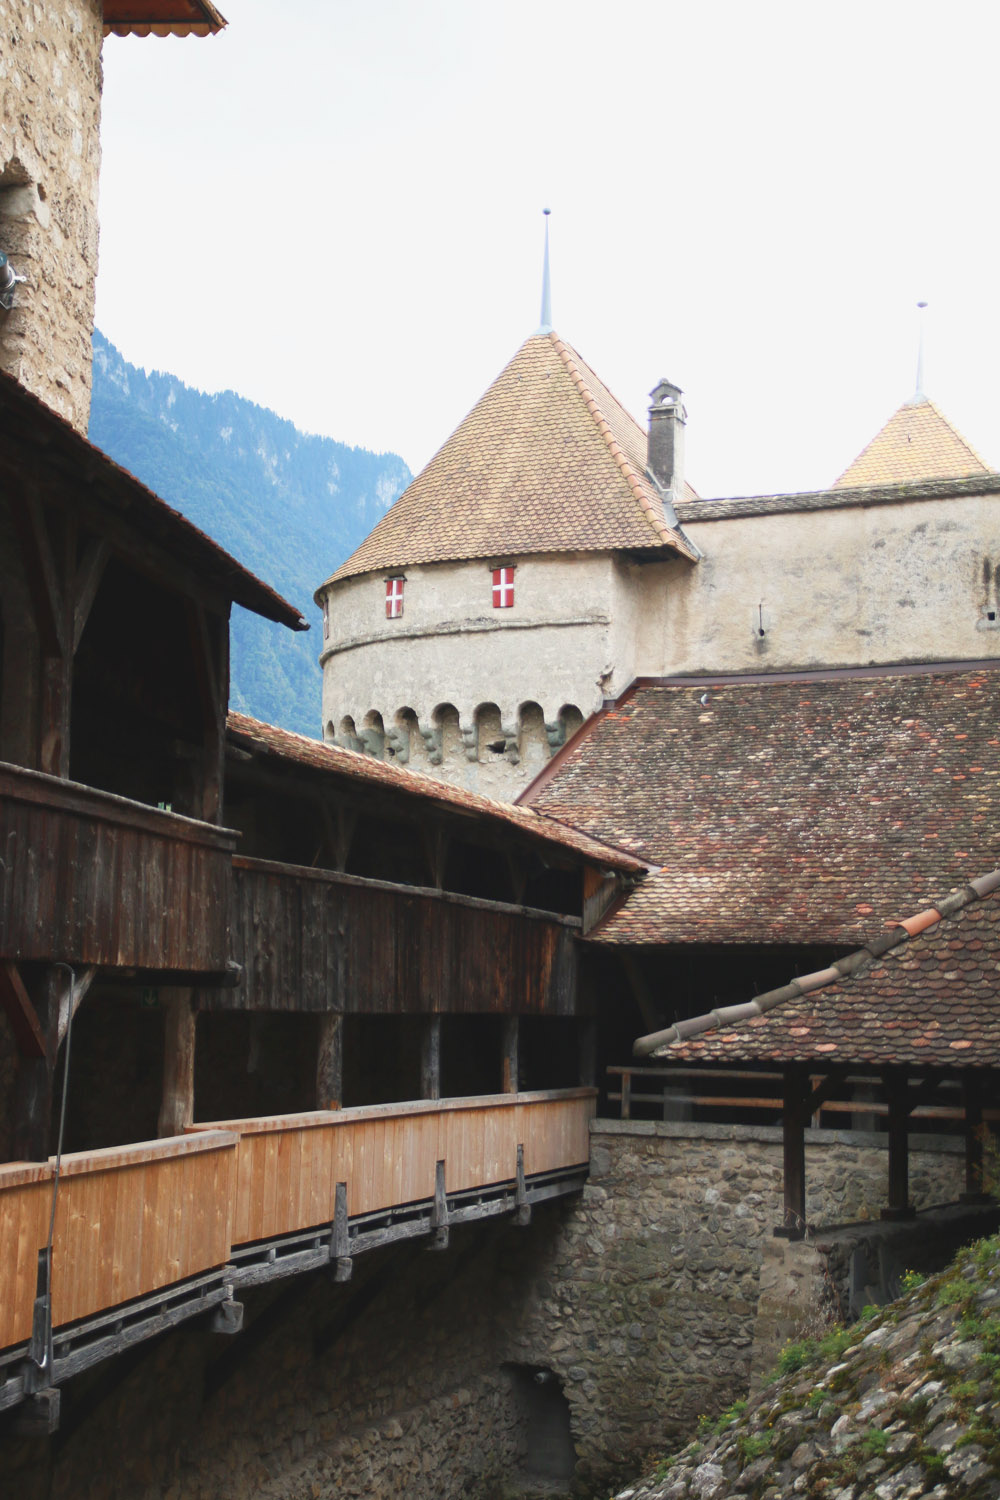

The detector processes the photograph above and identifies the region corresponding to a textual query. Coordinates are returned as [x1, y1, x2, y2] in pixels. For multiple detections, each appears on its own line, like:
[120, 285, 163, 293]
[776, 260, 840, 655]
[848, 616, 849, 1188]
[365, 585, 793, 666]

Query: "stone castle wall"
[0, 1118, 970, 1500]
[0, 0, 104, 432]
[500, 1119, 968, 1490]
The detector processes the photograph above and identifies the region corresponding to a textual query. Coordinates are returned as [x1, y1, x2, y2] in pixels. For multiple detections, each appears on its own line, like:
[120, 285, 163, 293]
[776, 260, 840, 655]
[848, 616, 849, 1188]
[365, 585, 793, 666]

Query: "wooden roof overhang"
[631, 872, 1000, 1237]
[0, 372, 304, 630]
[225, 714, 647, 882]
[103, 0, 226, 37]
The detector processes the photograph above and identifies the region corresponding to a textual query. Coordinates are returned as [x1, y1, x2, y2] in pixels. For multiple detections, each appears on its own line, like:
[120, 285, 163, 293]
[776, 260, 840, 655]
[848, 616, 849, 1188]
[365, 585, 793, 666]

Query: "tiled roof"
[833, 397, 992, 489]
[675, 473, 1000, 525]
[226, 713, 647, 874]
[636, 871, 1000, 1069]
[322, 332, 698, 587]
[525, 667, 1000, 945]
[103, 1, 225, 35]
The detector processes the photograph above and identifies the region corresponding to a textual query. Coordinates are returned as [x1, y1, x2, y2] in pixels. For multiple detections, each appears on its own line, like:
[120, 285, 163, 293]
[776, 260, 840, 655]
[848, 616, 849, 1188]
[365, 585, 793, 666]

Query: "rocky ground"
[610, 1232, 1000, 1500]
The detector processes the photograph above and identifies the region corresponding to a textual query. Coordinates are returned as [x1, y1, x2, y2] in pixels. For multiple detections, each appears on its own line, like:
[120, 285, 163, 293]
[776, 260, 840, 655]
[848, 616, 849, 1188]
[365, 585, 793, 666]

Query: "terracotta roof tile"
[638, 875, 1000, 1069]
[226, 713, 646, 874]
[526, 668, 1000, 945]
[833, 397, 992, 488]
[322, 332, 698, 587]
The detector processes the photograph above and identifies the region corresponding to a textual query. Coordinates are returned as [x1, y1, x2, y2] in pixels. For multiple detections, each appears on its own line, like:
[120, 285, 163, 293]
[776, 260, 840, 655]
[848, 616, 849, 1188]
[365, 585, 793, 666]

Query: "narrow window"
[385, 577, 404, 619]
[322, 596, 330, 639]
[492, 566, 515, 609]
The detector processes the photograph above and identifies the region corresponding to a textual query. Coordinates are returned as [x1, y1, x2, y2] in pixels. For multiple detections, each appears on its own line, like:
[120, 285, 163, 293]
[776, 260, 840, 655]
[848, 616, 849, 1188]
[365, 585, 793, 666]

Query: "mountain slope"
[88, 331, 410, 736]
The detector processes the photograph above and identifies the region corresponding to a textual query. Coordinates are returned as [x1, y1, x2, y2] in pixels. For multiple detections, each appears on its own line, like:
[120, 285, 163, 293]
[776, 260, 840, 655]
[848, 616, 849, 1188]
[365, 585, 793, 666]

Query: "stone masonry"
[0, 0, 103, 432]
[498, 1121, 968, 1495]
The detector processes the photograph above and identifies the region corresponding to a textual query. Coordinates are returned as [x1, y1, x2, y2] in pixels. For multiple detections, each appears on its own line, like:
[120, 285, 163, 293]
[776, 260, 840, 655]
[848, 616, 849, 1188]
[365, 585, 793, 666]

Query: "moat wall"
[0, 1121, 968, 1499]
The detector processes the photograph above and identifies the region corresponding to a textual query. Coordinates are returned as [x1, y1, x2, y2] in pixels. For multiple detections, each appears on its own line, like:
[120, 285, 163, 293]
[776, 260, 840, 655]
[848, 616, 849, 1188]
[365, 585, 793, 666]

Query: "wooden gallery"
[0, 371, 645, 1427]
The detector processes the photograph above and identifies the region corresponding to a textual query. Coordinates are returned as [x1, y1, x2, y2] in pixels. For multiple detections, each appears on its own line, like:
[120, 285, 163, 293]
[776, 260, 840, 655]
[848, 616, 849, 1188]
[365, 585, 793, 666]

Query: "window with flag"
[385, 577, 404, 618]
[492, 566, 515, 609]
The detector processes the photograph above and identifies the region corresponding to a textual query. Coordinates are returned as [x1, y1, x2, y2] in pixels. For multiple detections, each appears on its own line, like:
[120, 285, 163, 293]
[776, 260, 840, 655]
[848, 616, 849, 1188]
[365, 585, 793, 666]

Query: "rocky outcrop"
[613, 1233, 1000, 1500]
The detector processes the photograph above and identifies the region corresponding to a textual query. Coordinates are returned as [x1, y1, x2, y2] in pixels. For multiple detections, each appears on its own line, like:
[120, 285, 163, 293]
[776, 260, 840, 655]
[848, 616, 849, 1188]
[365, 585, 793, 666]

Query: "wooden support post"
[620, 1069, 632, 1121]
[12, 967, 61, 1162]
[961, 1074, 989, 1202]
[430, 1159, 449, 1249]
[775, 1065, 807, 1239]
[330, 1180, 352, 1280]
[316, 1013, 344, 1110]
[185, 602, 229, 825]
[421, 1015, 442, 1101]
[578, 1017, 597, 1089]
[882, 1069, 915, 1220]
[514, 1142, 531, 1226]
[158, 989, 196, 1138]
[502, 1015, 519, 1095]
[12, 1387, 60, 1437]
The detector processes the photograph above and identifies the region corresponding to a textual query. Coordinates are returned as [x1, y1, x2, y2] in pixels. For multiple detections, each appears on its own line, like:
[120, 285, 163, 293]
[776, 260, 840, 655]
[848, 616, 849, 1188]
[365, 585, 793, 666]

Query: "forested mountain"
[88, 331, 411, 737]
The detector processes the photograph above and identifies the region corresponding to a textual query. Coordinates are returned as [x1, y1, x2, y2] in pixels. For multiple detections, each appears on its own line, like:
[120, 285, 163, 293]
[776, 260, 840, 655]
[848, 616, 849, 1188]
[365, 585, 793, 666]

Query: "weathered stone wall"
[1, 1227, 535, 1500]
[637, 491, 1000, 678]
[497, 1120, 968, 1493]
[0, 0, 103, 432]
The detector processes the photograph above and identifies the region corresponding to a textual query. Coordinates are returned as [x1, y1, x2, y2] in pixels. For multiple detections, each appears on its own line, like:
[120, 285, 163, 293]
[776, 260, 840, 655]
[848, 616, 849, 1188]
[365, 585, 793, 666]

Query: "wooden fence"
[0, 761, 236, 972]
[0, 1132, 236, 1350]
[215, 856, 580, 1016]
[0, 1090, 594, 1355]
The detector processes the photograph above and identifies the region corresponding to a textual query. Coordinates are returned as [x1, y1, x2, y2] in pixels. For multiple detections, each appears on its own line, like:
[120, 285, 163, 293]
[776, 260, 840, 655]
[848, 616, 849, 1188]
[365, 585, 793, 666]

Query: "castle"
[317, 313, 1000, 800]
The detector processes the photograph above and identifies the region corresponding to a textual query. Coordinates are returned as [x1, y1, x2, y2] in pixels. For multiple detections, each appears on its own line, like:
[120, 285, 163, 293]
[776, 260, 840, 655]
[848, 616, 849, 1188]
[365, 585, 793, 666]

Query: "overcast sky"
[95, 1, 1000, 498]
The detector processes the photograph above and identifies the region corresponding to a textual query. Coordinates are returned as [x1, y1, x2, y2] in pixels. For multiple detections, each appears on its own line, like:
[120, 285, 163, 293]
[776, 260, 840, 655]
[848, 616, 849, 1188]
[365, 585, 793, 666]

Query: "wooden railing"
[219, 856, 580, 1015]
[188, 1089, 595, 1245]
[0, 1090, 594, 1360]
[607, 1065, 984, 1126]
[0, 1132, 236, 1351]
[0, 762, 237, 972]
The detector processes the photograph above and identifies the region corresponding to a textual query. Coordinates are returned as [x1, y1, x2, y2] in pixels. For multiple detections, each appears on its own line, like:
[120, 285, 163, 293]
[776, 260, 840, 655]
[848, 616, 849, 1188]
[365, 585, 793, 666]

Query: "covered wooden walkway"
[0, 1088, 594, 1426]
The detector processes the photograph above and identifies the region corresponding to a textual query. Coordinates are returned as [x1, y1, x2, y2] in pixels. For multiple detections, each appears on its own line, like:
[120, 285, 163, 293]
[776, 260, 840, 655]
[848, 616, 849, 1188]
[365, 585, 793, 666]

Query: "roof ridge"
[920, 396, 993, 472]
[548, 334, 695, 558]
[632, 868, 1000, 1056]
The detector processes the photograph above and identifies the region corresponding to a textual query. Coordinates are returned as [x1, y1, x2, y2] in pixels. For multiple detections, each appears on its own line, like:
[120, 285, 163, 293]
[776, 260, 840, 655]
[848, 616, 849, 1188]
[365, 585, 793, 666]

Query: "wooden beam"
[502, 1016, 519, 1094]
[620, 953, 664, 1033]
[12, 967, 61, 1161]
[316, 1013, 343, 1110]
[71, 536, 111, 654]
[56, 965, 97, 1050]
[185, 601, 228, 825]
[0, 962, 46, 1058]
[776, 1064, 807, 1239]
[881, 1069, 915, 1220]
[421, 1016, 442, 1101]
[158, 989, 196, 1138]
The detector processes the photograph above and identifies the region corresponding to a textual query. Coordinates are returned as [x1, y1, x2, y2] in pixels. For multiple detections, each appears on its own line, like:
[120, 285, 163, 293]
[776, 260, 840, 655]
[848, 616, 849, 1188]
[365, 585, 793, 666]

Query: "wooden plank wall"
[189, 1089, 597, 1246]
[0, 1132, 236, 1350]
[222, 857, 580, 1016]
[0, 1092, 593, 1355]
[0, 762, 235, 970]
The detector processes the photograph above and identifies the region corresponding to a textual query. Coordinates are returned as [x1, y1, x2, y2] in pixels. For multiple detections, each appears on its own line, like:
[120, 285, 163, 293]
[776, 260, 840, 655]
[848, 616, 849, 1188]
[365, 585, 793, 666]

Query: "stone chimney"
[647, 378, 687, 508]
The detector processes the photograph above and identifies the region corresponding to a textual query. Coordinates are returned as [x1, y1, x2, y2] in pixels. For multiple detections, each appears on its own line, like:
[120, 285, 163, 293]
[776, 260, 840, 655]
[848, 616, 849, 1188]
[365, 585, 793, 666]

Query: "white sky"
[95, 0, 1000, 498]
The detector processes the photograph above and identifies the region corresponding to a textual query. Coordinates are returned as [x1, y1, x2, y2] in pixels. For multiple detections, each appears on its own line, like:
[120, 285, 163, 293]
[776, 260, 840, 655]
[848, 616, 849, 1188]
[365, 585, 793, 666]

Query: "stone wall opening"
[504, 1362, 577, 1488]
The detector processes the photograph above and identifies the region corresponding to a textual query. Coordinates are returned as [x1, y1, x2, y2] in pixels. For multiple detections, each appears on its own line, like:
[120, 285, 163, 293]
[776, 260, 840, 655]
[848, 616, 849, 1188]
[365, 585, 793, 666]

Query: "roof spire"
[907, 299, 928, 406]
[537, 208, 553, 334]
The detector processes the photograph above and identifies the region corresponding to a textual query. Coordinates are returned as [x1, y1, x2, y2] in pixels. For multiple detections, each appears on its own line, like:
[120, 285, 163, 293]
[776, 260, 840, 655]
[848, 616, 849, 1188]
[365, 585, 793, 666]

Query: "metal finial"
[537, 209, 553, 334]
[914, 300, 928, 402]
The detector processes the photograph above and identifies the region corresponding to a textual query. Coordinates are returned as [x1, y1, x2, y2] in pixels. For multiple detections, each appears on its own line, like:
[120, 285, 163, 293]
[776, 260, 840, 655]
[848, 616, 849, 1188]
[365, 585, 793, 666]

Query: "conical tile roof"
[322, 331, 698, 588]
[833, 396, 992, 488]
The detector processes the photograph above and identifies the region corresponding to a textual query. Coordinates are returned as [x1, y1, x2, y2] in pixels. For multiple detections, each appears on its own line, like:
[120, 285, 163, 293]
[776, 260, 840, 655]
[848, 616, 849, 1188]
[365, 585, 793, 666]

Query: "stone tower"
[0, 0, 225, 434]
[314, 330, 699, 800]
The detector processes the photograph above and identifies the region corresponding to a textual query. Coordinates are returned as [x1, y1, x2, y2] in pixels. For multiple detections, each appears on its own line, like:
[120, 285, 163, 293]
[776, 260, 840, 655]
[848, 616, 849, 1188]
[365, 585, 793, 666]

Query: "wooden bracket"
[71, 536, 111, 654]
[329, 1180, 353, 1279]
[429, 1160, 450, 1249]
[0, 962, 46, 1058]
[514, 1143, 531, 1226]
[209, 1296, 244, 1336]
[11, 1386, 60, 1436]
[56, 965, 97, 1049]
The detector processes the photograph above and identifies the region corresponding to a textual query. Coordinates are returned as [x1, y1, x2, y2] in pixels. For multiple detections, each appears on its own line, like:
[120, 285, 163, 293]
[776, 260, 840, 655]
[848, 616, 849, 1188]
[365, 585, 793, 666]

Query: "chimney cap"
[649, 378, 684, 409]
